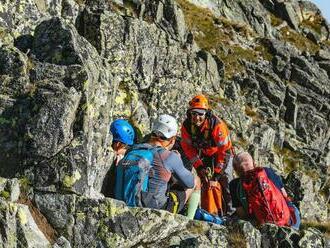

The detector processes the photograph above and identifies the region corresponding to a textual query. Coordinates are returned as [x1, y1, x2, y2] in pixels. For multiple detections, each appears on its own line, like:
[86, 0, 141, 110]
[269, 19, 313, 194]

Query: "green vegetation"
[0, 190, 10, 199]
[274, 146, 328, 193]
[74, 0, 86, 6]
[62, 171, 81, 188]
[255, 40, 273, 61]
[228, 226, 247, 248]
[270, 13, 283, 27]
[280, 26, 319, 54]
[244, 105, 263, 124]
[233, 137, 249, 151]
[111, 0, 140, 17]
[187, 221, 208, 235]
[321, 40, 330, 49]
[300, 14, 323, 35]
[274, 146, 303, 174]
[176, 0, 271, 79]
[208, 94, 232, 108]
[0, 117, 11, 125]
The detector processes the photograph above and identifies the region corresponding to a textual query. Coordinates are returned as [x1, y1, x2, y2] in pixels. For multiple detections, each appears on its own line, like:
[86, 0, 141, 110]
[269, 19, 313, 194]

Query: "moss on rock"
[63, 171, 81, 188]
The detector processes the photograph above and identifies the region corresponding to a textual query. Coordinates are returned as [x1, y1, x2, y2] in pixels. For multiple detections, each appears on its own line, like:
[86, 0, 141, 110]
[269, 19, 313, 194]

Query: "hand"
[214, 162, 225, 174]
[197, 167, 208, 185]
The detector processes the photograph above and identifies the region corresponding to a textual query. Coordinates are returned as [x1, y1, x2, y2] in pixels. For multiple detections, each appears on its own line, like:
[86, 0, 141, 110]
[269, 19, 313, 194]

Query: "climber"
[116, 114, 201, 218]
[101, 119, 135, 198]
[180, 94, 235, 216]
[229, 152, 301, 229]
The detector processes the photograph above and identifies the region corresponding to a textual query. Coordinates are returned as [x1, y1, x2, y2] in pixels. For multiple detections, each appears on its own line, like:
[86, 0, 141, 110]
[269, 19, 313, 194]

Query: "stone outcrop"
[0, 0, 329, 247]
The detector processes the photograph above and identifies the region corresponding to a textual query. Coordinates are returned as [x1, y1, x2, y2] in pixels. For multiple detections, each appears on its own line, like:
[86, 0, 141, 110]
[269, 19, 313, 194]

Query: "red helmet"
[189, 95, 209, 110]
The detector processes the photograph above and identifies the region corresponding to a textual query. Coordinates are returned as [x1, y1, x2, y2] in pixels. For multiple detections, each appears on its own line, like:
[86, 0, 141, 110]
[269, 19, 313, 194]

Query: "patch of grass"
[208, 94, 232, 108]
[0, 191, 10, 199]
[301, 221, 330, 237]
[187, 221, 208, 235]
[274, 146, 303, 174]
[228, 226, 247, 248]
[218, 45, 260, 79]
[270, 13, 283, 27]
[321, 40, 330, 48]
[244, 105, 263, 124]
[233, 137, 249, 150]
[111, 0, 140, 18]
[176, 0, 271, 79]
[74, 0, 85, 6]
[255, 39, 274, 61]
[280, 26, 319, 54]
[0, 117, 11, 125]
[300, 14, 324, 35]
[273, 146, 325, 188]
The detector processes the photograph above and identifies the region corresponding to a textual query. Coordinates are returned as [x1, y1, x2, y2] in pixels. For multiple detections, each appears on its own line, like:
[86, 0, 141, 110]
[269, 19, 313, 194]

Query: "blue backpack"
[114, 144, 161, 207]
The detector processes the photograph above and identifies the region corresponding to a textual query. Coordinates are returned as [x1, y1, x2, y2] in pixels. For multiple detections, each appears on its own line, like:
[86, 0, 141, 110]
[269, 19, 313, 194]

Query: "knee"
[194, 175, 201, 190]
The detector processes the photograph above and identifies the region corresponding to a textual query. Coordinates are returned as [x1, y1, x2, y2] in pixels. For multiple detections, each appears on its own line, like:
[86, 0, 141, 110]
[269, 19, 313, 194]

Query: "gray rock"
[318, 61, 330, 77]
[275, 1, 300, 31]
[188, 0, 273, 37]
[53, 236, 72, 248]
[6, 178, 20, 202]
[0, 0, 329, 246]
[32, 18, 83, 65]
[285, 170, 328, 221]
[26, 81, 81, 158]
[0, 199, 50, 247]
[267, 39, 299, 60]
[299, 227, 326, 248]
[256, 73, 286, 107]
[34, 193, 76, 237]
[260, 224, 300, 248]
[283, 85, 297, 128]
[229, 220, 261, 248]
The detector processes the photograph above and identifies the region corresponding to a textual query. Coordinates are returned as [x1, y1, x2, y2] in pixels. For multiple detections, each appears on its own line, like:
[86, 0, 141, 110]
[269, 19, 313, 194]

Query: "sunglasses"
[190, 111, 206, 117]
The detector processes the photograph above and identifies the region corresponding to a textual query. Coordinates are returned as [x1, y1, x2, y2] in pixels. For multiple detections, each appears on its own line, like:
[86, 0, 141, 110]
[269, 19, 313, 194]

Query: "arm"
[264, 167, 285, 189]
[180, 125, 203, 169]
[212, 121, 232, 173]
[264, 167, 289, 199]
[229, 179, 248, 218]
[165, 152, 195, 189]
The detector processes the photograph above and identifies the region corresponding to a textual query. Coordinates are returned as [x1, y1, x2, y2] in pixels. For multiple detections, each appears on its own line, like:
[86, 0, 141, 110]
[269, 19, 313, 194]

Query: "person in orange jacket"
[180, 94, 235, 215]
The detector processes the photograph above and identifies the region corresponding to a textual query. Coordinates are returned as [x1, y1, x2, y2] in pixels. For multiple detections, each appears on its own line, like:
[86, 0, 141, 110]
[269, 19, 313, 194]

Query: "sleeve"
[164, 151, 195, 189]
[264, 167, 284, 189]
[229, 179, 243, 208]
[213, 122, 232, 171]
[180, 125, 203, 169]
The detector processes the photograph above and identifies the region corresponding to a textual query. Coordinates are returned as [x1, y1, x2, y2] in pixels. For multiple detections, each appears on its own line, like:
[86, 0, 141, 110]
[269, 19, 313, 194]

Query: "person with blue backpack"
[115, 114, 201, 218]
[101, 119, 135, 198]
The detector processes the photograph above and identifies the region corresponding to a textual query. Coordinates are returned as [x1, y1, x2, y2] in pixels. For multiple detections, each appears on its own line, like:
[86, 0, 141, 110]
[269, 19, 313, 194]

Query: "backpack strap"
[237, 180, 248, 212]
[183, 114, 219, 149]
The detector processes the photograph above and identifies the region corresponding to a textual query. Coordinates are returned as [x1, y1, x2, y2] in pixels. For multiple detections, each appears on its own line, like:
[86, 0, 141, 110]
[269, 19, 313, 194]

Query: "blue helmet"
[110, 119, 135, 145]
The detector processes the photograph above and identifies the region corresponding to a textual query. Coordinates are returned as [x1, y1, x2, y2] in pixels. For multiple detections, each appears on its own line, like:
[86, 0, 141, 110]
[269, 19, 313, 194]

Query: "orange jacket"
[180, 114, 232, 173]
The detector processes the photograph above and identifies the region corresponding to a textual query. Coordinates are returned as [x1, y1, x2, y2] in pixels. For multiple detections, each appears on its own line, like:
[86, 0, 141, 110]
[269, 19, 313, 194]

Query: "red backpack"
[241, 167, 291, 226]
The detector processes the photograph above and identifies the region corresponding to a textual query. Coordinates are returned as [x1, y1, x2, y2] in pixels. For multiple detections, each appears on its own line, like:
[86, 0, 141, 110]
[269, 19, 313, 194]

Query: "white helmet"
[152, 114, 178, 139]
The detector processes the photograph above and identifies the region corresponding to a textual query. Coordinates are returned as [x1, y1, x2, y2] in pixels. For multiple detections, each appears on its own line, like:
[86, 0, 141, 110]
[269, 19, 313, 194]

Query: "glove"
[214, 162, 225, 174]
[196, 166, 208, 185]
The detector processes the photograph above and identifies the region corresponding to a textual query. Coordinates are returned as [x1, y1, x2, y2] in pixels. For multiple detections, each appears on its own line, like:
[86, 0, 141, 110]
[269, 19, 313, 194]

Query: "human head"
[233, 152, 255, 176]
[110, 119, 135, 154]
[151, 114, 178, 150]
[188, 94, 209, 127]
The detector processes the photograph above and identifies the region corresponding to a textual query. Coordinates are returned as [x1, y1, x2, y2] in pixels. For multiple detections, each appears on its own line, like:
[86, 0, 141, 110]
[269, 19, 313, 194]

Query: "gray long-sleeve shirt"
[144, 144, 195, 209]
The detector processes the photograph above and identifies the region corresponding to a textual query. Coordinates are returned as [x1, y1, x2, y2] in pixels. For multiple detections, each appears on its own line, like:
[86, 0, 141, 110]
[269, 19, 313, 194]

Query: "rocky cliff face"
[0, 0, 329, 247]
